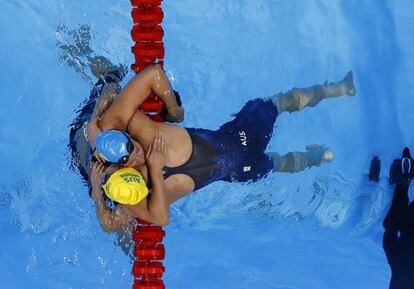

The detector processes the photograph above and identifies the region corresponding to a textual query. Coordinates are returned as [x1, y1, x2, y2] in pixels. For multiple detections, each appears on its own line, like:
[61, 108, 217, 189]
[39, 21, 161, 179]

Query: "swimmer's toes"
[343, 70, 353, 83]
[343, 70, 356, 96]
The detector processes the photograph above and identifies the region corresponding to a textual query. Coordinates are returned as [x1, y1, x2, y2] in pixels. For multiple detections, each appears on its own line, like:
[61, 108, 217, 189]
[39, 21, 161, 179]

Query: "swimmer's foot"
[268, 145, 334, 173]
[271, 70, 356, 114]
[322, 70, 356, 98]
[342, 70, 356, 96]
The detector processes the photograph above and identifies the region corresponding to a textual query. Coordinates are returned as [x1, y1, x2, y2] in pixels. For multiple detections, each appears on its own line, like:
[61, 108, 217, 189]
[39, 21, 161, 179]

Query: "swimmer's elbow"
[100, 219, 123, 234]
[98, 114, 125, 132]
[159, 217, 170, 227]
[135, 213, 169, 227]
[152, 216, 169, 227]
[101, 224, 115, 233]
[102, 225, 116, 234]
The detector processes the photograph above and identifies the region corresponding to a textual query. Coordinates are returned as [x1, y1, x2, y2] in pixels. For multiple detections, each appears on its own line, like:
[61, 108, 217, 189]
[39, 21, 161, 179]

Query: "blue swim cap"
[95, 130, 131, 163]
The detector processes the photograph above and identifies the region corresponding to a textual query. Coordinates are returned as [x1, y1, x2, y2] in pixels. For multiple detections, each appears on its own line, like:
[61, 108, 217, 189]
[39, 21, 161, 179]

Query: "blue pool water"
[1, 1, 414, 288]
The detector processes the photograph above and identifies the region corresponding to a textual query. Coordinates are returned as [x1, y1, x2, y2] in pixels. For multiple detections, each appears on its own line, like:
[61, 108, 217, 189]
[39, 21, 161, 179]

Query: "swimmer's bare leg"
[267, 144, 334, 173]
[272, 71, 355, 114]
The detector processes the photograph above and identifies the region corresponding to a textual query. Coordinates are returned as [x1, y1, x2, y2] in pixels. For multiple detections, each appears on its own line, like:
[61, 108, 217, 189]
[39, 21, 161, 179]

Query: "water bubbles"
[56, 22, 95, 81]
[311, 174, 355, 228]
[26, 248, 37, 272]
[0, 185, 12, 210]
[97, 255, 107, 268]
[63, 250, 80, 267]
[170, 170, 387, 233]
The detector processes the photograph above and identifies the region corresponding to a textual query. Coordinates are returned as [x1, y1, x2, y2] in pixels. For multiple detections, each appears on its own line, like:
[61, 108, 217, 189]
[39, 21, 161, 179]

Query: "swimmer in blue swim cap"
[73, 63, 355, 229]
[94, 130, 145, 166]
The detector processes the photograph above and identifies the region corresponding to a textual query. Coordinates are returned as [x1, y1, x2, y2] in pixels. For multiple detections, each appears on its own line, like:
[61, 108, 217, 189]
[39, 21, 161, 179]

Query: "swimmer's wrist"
[165, 106, 184, 122]
[148, 164, 163, 175]
[166, 104, 180, 112]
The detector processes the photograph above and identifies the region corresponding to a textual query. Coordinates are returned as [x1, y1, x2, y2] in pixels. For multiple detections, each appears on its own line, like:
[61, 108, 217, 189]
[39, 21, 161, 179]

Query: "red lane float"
[131, 0, 162, 7]
[132, 26, 164, 42]
[133, 261, 165, 278]
[134, 279, 164, 289]
[135, 244, 166, 260]
[131, 0, 166, 122]
[130, 0, 167, 288]
[132, 7, 164, 28]
[132, 220, 166, 289]
[132, 42, 165, 57]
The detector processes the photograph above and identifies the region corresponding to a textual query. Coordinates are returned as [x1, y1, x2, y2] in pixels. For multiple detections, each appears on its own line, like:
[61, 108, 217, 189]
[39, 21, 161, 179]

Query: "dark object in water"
[389, 147, 413, 185]
[389, 159, 400, 185]
[369, 156, 381, 182]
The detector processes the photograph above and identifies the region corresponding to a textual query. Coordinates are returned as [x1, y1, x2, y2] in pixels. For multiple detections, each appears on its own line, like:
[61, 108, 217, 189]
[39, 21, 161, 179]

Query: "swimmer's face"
[122, 139, 145, 167]
[97, 139, 145, 167]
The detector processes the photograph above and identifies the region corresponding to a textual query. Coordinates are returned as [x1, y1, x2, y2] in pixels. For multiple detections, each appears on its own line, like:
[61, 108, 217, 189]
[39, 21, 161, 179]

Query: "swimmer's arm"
[124, 166, 169, 225]
[92, 186, 134, 233]
[88, 118, 108, 163]
[88, 86, 116, 151]
[88, 117, 101, 149]
[123, 133, 170, 226]
[99, 64, 181, 131]
[122, 170, 170, 226]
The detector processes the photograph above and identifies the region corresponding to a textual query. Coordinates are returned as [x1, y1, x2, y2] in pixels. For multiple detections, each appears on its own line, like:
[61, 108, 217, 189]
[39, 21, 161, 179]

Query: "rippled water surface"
[1, 1, 414, 288]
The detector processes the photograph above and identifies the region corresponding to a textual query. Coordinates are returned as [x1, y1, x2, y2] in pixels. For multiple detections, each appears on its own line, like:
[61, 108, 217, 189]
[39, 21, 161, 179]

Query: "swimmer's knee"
[290, 87, 325, 109]
[286, 152, 308, 171]
[274, 89, 308, 113]
[290, 89, 307, 110]
[269, 151, 307, 173]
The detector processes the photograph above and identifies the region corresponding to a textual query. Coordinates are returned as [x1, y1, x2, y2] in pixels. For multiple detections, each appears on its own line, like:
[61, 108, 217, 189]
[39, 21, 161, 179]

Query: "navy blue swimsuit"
[163, 98, 278, 191]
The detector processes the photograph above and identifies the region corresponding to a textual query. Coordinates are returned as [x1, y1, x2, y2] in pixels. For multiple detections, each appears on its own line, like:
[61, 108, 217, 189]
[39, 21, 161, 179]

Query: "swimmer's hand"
[165, 106, 184, 123]
[146, 132, 167, 172]
[90, 162, 107, 191]
[91, 152, 107, 165]
[88, 118, 108, 164]
[88, 118, 105, 164]
[121, 133, 169, 226]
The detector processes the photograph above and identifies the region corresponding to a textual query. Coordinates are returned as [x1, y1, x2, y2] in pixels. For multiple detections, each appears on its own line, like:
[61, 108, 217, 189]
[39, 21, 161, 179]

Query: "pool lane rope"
[131, 0, 166, 123]
[130, 1, 167, 289]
